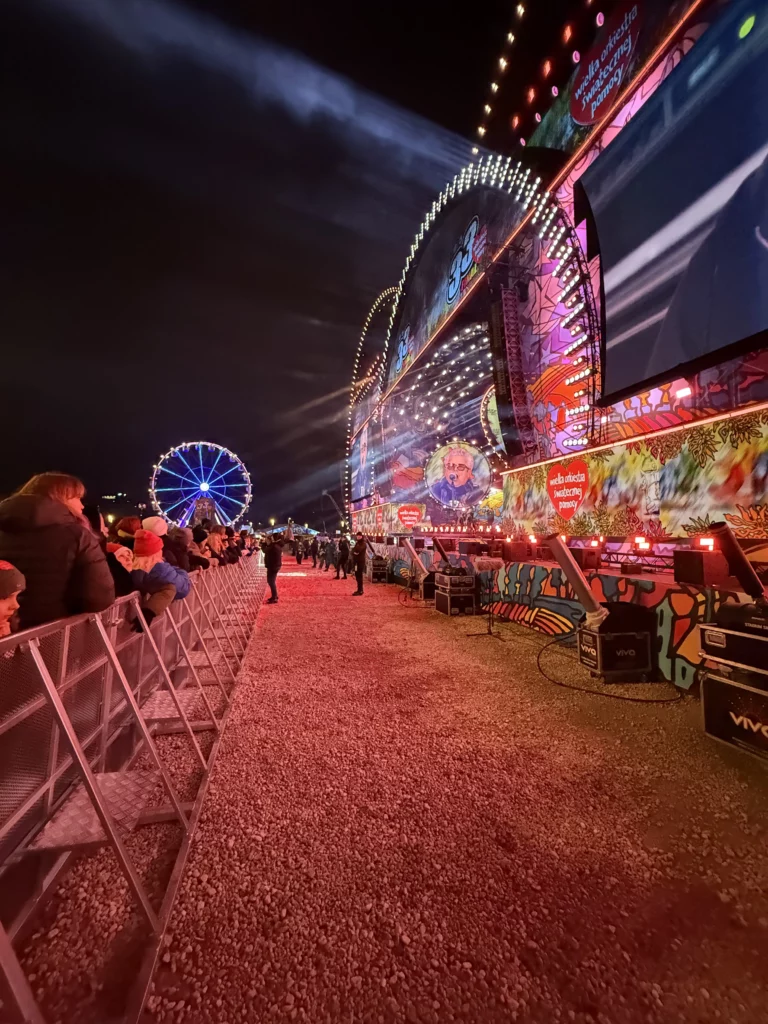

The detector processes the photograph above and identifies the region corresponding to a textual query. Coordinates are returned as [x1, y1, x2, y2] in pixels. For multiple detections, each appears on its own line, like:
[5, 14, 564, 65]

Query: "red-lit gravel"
[147, 561, 768, 1024]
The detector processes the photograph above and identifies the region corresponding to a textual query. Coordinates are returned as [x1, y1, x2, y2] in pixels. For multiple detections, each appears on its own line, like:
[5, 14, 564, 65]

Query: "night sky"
[0, 0, 514, 525]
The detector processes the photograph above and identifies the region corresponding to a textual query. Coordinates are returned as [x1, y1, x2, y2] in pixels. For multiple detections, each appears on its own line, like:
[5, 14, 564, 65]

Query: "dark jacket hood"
[0, 494, 80, 532]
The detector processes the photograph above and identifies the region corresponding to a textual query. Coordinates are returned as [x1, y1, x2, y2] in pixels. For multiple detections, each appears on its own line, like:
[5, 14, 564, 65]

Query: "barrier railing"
[0, 554, 265, 1024]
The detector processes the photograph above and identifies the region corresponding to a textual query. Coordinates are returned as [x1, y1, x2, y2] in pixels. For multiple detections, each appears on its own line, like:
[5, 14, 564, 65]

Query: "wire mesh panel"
[0, 556, 264, 1024]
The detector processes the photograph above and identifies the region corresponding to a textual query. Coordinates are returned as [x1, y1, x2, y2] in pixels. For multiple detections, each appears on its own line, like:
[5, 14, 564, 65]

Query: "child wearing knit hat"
[0, 560, 26, 638]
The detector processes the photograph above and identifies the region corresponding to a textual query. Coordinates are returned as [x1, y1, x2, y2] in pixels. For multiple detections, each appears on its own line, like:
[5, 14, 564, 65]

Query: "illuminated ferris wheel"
[149, 441, 252, 526]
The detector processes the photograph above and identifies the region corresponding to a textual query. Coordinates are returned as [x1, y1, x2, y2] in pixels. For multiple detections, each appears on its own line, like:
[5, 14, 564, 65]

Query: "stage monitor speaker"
[572, 547, 601, 571]
[674, 549, 736, 590]
[501, 541, 530, 562]
[458, 541, 489, 556]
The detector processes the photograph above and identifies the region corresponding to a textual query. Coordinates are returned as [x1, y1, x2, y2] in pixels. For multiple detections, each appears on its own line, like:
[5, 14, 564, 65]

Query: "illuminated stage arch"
[347, 152, 601, 528]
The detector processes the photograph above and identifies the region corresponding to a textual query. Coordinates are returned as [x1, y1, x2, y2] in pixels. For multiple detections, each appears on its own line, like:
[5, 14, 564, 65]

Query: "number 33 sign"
[447, 217, 479, 305]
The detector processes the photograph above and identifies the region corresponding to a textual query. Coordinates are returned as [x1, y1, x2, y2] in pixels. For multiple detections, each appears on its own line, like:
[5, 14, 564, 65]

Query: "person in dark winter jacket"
[310, 536, 319, 568]
[82, 504, 135, 597]
[224, 527, 242, 564]
[324, 537, 337, 573]
[262, 535, 283, 603]
[335, 536, 350, 580]
[351, 533, 367, 596]
[0, 473, 115, 629]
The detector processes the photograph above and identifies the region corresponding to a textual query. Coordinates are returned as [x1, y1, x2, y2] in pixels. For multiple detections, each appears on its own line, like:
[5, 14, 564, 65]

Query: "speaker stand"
[467, 574, 505, 641]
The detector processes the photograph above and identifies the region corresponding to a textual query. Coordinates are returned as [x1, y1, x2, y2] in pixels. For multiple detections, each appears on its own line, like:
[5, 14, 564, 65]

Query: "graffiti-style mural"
[476, 560, 743, 690]
[503, 408, 768, 540]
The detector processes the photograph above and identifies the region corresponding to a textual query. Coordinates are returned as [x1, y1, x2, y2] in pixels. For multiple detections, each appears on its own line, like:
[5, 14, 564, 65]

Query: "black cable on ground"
[534, 630, 684, 705]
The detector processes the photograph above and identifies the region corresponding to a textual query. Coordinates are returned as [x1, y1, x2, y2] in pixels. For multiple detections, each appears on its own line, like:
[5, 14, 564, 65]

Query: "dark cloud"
[0, 0, 477, 522]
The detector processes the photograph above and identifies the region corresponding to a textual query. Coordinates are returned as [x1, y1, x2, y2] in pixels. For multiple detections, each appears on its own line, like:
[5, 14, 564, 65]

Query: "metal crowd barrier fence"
[0, 554, 265, 1024]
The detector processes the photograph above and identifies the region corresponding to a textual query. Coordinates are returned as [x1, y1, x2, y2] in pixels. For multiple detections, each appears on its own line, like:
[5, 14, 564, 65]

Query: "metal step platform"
[28, 771, 160, 852]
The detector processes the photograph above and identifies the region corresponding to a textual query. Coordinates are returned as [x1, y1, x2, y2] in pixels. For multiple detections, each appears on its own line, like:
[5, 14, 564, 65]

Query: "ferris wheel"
[149, 441, 252, 527]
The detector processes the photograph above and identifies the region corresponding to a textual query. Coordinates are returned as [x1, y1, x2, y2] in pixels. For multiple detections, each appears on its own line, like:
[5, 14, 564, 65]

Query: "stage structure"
[346, 0, 768, 691]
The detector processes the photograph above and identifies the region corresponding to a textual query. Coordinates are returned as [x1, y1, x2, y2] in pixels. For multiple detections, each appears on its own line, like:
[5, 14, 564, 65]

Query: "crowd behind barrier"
[0, 551, 265, 1024]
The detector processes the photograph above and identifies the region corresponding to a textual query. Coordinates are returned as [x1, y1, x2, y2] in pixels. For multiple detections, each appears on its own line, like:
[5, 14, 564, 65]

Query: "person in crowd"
[207, 525, 227, 564]
[310, 535, 319, 568]
[262, 533, 283, 604]
[163, 526, 192, 571]
[131, 529, 191, 602]
[81, 507, 179, 630]
[324, 536, 337, 573]
[335, 534, 350, 580]
[224, 527, 242, 563]
[141, 514, 192, 570]
[172, 526, 211, 571]
[114, 516, 142, 550]
[192, 525, 212, 560]
[189, 527, 212, 568]
[352, 532, 367, 596]
[0, 561, 25, 637]
[238, 530, 250, 552]
[295, 537, 304, 566]
[0, 473, 115, 628]
[83, 503, 135, 596]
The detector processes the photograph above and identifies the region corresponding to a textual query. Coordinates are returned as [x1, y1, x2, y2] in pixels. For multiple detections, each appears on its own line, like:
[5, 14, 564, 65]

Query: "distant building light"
[563, 23, 573, 43]
[675, 386, 692, 398]
[542, 59, 552, 78]
[572, 50, 581, 63]
[552, 85, 559, 97]
[596, 12, 605, 27]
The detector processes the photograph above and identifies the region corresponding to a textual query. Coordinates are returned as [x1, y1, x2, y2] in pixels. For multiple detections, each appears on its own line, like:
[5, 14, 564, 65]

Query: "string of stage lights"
[473, 1, 607, 151]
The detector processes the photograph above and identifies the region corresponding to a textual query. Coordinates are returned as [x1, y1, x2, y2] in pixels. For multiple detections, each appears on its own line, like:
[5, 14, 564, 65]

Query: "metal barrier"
[0, 554, 265, 1024]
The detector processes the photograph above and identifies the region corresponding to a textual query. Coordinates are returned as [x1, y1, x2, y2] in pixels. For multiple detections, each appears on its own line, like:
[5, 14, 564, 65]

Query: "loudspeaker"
[674, 549, 736, 589]
[572, 547, 601, 571]
[386, 536, 395, 546]
[501, 541, 530, 562]
[458, 541, 489, 556]
[413, 538, 425, 550]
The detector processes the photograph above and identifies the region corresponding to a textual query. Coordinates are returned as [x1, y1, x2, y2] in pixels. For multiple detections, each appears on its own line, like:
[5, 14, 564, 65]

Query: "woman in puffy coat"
[0, 473, 115, 629]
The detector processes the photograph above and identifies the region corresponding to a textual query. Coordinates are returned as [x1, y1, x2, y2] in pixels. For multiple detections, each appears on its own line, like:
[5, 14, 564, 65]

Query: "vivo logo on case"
[704, 630, 726, 648]
[729, 713, 768, 739]
[615, 649, 636, 657]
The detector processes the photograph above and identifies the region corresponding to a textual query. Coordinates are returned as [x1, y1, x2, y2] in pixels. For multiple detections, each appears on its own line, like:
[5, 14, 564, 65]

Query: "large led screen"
[582, 2, 768, 403]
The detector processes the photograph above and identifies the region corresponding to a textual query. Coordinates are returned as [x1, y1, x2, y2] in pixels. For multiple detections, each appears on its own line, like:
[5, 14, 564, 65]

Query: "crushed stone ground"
[146, 560, 768, 1024]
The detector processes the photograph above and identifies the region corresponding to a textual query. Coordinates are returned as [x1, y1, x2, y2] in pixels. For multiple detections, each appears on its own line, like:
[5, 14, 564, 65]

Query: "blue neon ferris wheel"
[149, 441, 252, 527]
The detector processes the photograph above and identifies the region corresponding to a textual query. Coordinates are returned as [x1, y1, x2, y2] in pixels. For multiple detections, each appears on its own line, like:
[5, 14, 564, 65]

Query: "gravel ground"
[147, 561, 768, 1024]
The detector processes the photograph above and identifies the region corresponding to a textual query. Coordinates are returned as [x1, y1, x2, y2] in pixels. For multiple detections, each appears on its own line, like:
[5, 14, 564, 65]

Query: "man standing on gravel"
[262, 534, 283, 604]
[335, 534, 350, 580]
[351, 532, 367, 596]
